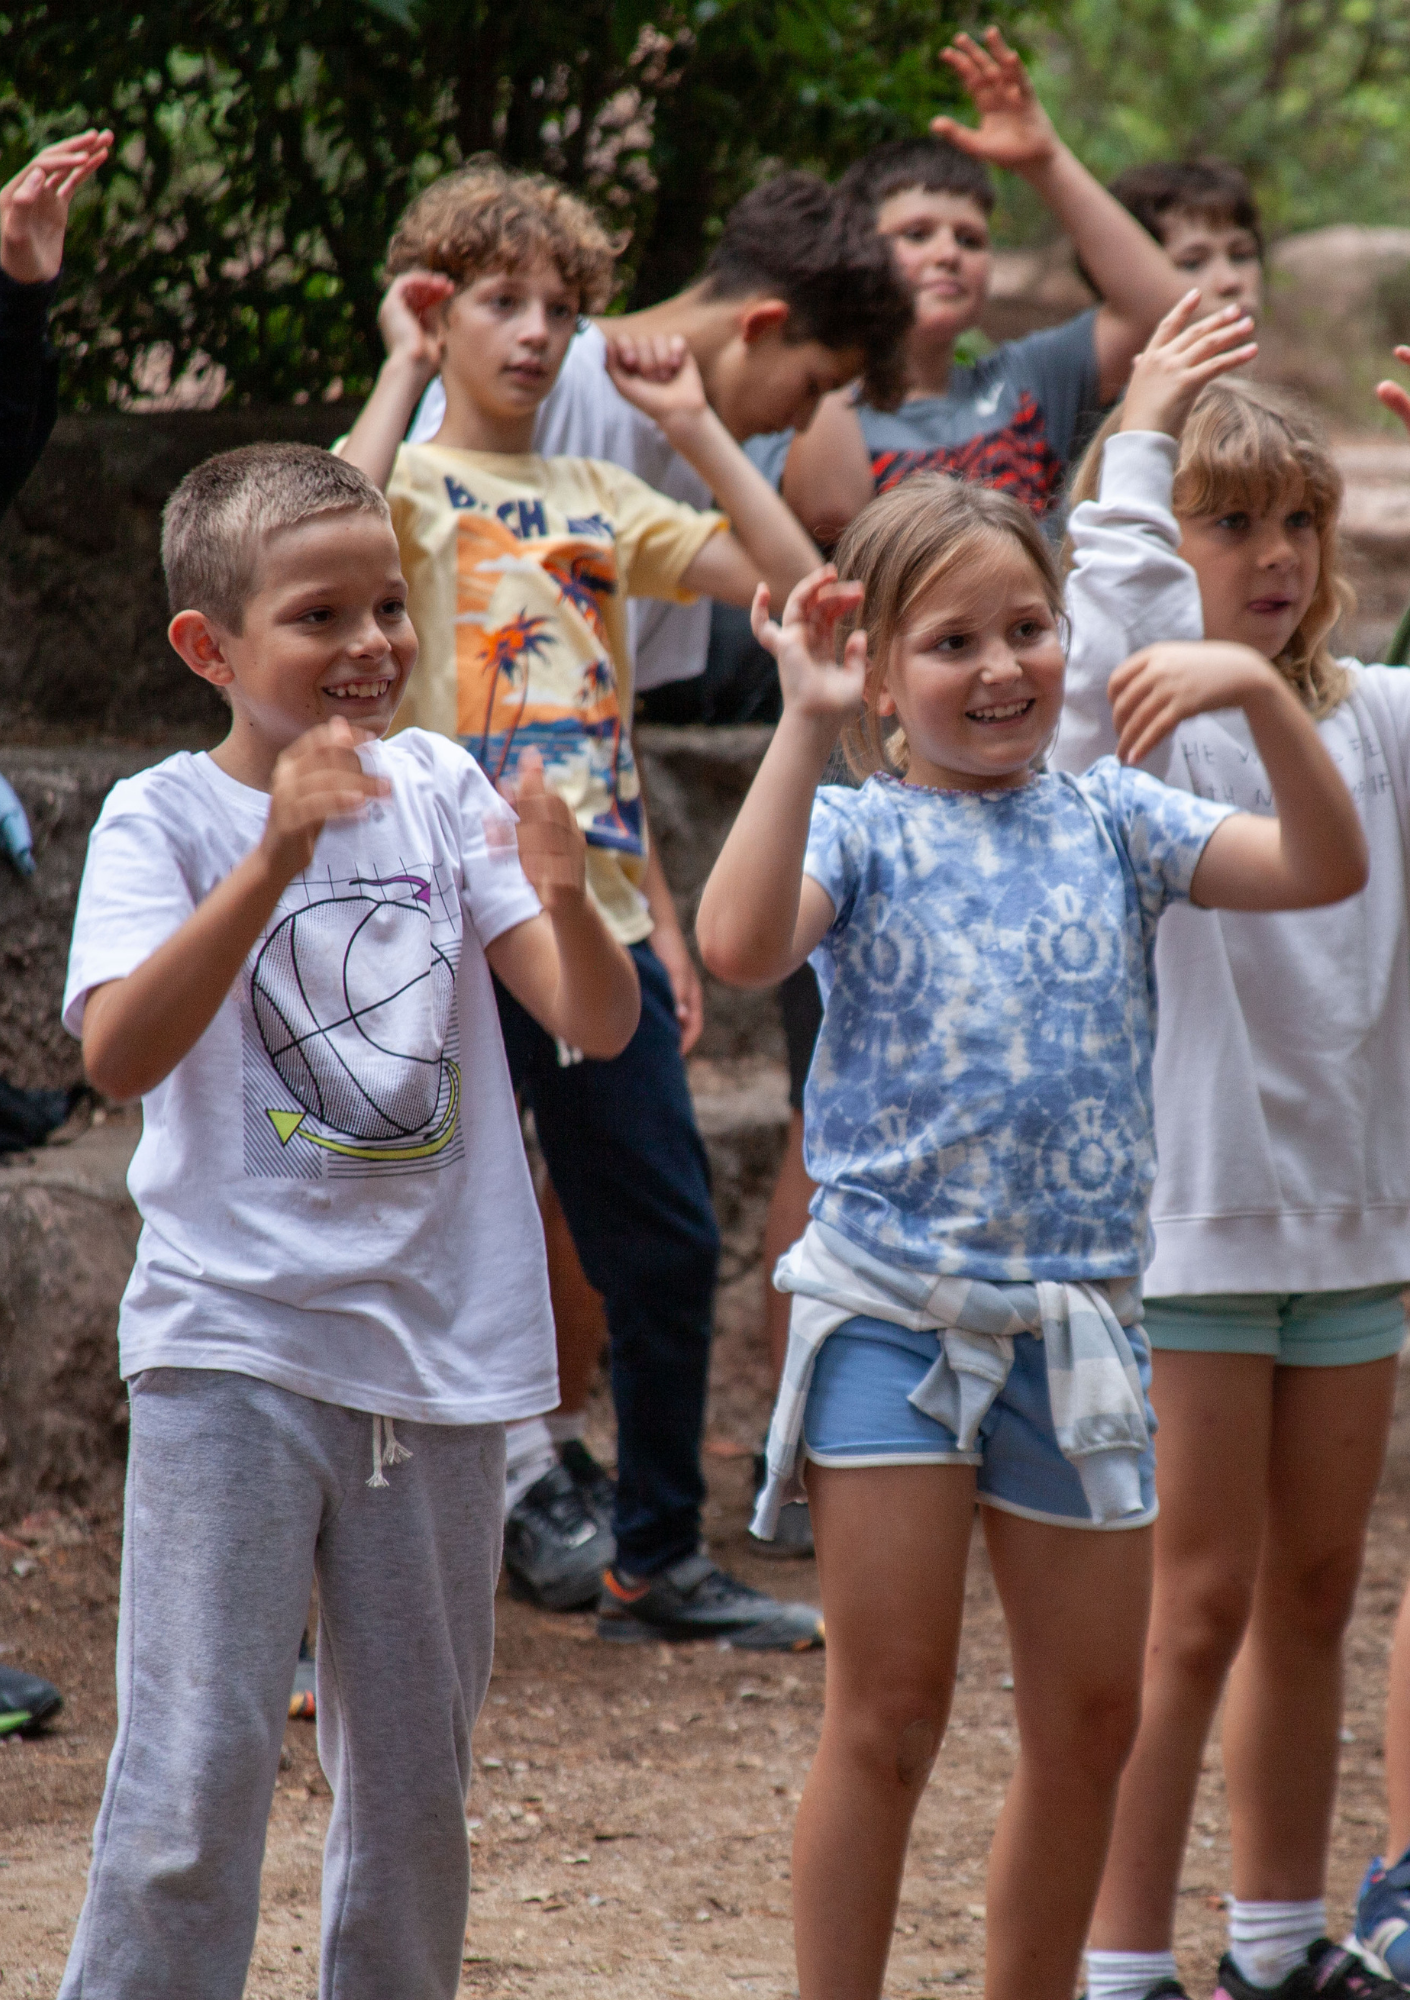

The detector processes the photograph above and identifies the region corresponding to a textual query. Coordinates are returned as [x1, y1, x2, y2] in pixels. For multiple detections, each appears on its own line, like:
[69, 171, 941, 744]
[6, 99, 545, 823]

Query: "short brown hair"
[831, 473, 1065, 777]
[837, 137, 995, 219]
[1065, 382, 1352, 719]
[1107, 159, 1263, 260]
[161, 442, 390, 630]
[385, 160, 617, 314]
[701, 171, 914, 410]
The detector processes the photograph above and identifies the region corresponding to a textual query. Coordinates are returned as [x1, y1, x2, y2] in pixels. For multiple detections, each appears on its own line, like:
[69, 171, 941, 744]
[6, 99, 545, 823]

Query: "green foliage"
[0, 0, 1039, 408]
[1020, 0, 1410, 240]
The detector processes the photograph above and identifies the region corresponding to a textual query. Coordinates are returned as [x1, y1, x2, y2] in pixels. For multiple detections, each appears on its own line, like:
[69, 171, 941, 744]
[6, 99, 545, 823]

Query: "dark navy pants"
[495, 942, 720, 1576]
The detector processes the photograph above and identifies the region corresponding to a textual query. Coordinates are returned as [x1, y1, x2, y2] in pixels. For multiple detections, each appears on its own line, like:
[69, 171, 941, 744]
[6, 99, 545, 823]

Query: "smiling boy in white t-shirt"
[57, 441, 639, 2000]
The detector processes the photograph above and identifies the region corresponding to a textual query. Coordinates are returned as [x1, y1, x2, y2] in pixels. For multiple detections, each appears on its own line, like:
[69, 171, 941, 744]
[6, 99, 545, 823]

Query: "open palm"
[1, 130, 112, 284]
[932, 28, 1057, 173]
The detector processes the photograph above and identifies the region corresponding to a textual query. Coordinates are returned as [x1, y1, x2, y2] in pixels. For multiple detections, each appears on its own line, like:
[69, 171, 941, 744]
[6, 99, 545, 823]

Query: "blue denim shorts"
[801, 1313, 1157, 1530]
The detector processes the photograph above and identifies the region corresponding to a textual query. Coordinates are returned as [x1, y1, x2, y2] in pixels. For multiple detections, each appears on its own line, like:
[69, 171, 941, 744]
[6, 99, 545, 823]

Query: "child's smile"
[878, 536, 1065, 790]
[173, 511, 418, 791]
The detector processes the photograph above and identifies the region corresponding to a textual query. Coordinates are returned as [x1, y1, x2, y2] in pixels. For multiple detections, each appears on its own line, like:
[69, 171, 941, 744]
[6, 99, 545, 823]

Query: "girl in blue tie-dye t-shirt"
[696, 472, 1367, 2000]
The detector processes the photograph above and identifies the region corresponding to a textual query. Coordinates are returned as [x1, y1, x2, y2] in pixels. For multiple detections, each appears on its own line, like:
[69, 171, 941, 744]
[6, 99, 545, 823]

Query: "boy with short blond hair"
[341, 161, 826, 1646]
[58, 440, 639, 1998]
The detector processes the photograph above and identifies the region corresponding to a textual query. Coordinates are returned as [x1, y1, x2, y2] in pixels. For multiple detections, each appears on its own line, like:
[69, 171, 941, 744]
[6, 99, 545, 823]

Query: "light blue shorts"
[801, 1313, 1157, 1530]
[1143, 1285, 1407, 1366]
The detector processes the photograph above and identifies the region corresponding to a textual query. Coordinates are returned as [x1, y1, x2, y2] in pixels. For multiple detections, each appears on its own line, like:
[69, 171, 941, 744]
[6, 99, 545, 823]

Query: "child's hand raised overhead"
[932, 28, 1058, 173]
[262, 718, 391, 879]
[752, 566, 867, 734]
[1119, 291, 1258, 439]
[1376, 345, 1410, 434]
[1108, 640, 1279, 766]
[1, 129, 112, 285]
[604, 333, 709, 439]
[506, 749, 588, 914]
[377, 268, 454, 383]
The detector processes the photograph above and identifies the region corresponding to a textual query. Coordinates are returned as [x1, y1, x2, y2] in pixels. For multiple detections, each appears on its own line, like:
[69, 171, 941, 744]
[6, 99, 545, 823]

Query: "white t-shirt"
[63, 729, 558, 1424]
[410, 324, 714, 691]
[1056, 431, 1410, 1295]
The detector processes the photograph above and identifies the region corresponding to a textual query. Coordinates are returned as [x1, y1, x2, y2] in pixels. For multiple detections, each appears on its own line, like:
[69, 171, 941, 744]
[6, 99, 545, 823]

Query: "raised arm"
[339, 272, 454, 491]
[696, 569, 865, 986]
[484, 753, 640, 1058]
[779, 391, 875, 549]
[82, 721, 390, 1101]
[1057, 295, 1258, 773]
[1109, 641, 1367, 911]
[604, 334, 820, 610]
[934, 29, 1185, 403]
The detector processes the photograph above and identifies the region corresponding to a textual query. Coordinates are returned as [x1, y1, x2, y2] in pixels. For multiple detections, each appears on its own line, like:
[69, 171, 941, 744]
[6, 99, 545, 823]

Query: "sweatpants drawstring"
[367, 1414, 413, 1489]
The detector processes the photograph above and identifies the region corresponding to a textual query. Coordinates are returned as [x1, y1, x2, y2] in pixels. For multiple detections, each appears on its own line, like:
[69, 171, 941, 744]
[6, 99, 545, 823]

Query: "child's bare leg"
[1385, 1584, 1410, 1858]
[1222, 1355, 1397, 1899]
[1089, 1352, 1272, 1950]
[982, 1508, 1153, 2000]
[793, 1462, 976, 2000]
[762, 1113, 817, 1386]
[541, 1177, 608, 1413]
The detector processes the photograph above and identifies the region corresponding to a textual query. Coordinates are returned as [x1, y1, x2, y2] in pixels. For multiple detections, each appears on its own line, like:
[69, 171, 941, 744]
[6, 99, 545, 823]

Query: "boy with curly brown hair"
[342, 162, 827, 1648]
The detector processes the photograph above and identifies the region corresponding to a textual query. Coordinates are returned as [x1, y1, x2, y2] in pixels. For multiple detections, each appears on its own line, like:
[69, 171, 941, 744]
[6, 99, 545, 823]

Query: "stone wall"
[0, 407, 344, 740]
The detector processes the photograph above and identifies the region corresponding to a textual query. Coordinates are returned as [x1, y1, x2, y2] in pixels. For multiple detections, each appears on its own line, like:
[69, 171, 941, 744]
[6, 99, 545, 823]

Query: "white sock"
[504, 1416, 558, 1510]
[1227, 1899, 1325, 1989]
[545, 1409, 586, 1446]
[1084, 1946, 1180, 2000]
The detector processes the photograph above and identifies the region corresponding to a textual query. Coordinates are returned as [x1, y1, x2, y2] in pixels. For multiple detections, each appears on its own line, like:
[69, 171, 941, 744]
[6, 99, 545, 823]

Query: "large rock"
[0, 746, 169, 1089]
[0, 1119, 139, 1519]
[1260, 227, 1410, 426]
[0, 406, 345, 739]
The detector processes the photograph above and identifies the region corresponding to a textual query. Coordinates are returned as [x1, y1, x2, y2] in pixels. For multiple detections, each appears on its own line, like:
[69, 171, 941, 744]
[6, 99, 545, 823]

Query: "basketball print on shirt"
[240, 853, 465, 1180]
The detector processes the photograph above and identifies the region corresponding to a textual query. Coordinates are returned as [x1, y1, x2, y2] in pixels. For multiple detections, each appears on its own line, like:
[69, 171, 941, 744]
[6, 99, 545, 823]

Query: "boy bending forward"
[58, 443, 638, 2000]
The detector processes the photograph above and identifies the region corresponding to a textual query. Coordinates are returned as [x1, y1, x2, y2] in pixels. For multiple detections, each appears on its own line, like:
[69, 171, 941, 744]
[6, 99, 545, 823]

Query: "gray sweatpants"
[60, 1367, 506, 2000]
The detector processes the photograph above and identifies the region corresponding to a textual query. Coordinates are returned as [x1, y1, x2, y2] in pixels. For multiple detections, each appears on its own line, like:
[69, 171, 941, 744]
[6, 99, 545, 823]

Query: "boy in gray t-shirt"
[762, 27, 1185, 542]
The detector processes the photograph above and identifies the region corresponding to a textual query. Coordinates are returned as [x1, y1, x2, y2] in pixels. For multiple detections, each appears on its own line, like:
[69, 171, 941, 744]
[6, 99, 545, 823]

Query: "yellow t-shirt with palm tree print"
[385, 442, 726, 945]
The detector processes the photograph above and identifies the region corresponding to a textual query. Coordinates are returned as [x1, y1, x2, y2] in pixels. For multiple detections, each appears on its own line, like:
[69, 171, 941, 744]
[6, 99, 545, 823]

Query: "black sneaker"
[0, 1663, 62, 1737]
[559, 1436, 615, 1530]
[1214, 1939, 1406, 1997]
[504, 1462, 616, 1612]
[597, 1550, 823, 1649]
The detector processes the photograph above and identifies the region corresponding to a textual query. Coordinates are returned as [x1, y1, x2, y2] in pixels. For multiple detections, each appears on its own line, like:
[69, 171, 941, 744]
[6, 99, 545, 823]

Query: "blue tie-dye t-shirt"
[802, 759, 1234, 1281]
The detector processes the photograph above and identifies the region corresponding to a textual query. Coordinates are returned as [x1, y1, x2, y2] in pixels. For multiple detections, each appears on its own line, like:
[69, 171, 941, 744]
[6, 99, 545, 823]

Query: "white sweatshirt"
[1054, 430, 1410, 1296]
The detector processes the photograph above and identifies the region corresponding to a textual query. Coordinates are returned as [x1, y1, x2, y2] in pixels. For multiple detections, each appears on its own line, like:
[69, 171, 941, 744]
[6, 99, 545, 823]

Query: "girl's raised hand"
[1119, 291, 1257, 439]
[1376, 346, 1410, 434]
[751, 565, 867, 730]
[1109, 639, 1276, 766]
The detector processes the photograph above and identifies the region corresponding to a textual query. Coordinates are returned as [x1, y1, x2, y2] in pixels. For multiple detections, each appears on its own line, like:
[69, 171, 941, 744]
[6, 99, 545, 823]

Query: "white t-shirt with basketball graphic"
[63, 729, 557, 1425]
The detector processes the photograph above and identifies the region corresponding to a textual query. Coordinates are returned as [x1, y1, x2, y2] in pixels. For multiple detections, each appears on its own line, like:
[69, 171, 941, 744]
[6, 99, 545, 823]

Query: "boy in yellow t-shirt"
[342, 162, 825, 1650]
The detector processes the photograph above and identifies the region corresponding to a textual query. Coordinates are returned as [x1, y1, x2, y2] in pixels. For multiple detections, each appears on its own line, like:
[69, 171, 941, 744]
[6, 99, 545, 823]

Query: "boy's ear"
[168, 609, 237, 688]
[737, 299, 792, 347]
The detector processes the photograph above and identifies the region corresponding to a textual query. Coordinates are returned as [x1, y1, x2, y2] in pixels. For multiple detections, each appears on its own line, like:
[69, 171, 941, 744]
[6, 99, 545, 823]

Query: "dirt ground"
[3, 1279, 1409, 2000]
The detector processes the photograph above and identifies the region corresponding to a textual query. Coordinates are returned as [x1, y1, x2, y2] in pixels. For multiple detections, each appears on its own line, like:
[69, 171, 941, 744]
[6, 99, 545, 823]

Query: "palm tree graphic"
[477, 612, 552, 778]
